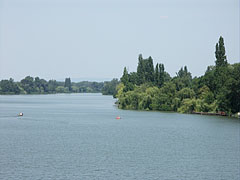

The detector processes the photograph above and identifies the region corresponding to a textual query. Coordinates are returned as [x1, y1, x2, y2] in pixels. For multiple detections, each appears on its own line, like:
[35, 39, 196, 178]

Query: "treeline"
[116, 36, 240, 115]
[101, 78, 119, 97]
[0, 76, 119, 95]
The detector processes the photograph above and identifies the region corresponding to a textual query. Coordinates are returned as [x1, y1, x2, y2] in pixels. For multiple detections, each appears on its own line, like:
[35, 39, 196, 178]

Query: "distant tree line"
[102, 78, 119, 98]
[116, 36, 240, 115]
[0, 76, 119, 95]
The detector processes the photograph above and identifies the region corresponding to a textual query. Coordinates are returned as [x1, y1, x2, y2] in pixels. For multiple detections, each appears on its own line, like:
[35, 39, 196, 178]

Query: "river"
[0, 93, 239, 179]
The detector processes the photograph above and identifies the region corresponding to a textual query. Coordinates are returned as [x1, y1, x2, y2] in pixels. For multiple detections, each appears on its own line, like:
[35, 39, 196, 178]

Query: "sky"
[0, 0, 239, 81]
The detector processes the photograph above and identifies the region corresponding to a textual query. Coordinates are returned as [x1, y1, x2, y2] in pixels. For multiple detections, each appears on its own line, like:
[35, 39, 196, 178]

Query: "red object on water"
[116, 116, 121, 119]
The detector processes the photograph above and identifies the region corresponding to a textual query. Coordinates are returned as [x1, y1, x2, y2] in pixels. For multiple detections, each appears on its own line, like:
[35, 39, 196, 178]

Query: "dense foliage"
[0, 77, 117, 94]
[102, 79, 120, 98]
[116, 37, 240, 115]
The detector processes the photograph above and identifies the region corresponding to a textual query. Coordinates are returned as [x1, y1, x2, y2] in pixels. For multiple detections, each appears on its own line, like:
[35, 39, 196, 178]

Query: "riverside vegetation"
[1, 37, 239, 115]
[116, 37, 240, 115]
[0, 77, 119, 95]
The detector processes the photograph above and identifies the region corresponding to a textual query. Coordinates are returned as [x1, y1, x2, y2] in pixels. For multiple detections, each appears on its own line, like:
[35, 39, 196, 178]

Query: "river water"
[0, 94, 239, 180]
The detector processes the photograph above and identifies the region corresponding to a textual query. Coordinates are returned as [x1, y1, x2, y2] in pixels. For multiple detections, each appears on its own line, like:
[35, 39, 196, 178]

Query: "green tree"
[145, 56, 154, 82]
[215, 36, 227, 68]
[137, 54, 144, 84]
[202, 66, 216, 93]
[47, 80, 58, 93]
[154, 63, 165, 87]
[20, 76, 36, 94]
[174, 66, 192, 90]
[120, 67, 129, 85]
[128, 72, 138, 84]
[159, 63, 165, 87]
[228, 63, 240, 113]
[136, 54, 154, 84]
[154, 63, 159, 85]
[176, 87, 195, 101]
[0, 78, 20, 94]
[198, 85, 214, 104]
[102, 79, 119, 97]
[177, 98, 197, 113]
[64, 78, 72, 92]
[56, 86, 66, 93]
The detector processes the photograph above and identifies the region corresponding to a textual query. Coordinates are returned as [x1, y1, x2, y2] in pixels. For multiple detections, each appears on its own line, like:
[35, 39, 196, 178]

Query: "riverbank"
[192, 111, 227, 116]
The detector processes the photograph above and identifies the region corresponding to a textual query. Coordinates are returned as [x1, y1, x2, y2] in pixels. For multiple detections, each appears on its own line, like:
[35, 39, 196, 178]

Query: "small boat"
[116, 116, 121, 120]
[18, 112, 23, 116]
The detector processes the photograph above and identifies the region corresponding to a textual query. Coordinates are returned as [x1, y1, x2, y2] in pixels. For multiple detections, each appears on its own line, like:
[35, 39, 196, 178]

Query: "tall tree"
[145, 56, 154, 82]
[136, 55, 154, 84]
[155, 63, 165, 87]
[154, 63, 159, 85]
[137, 54, 144, 85]
[214, 36, 229, 97]
[121, 67, 134, 92]
[215, 36, 227, 67]
[64, 78, 72, 91]
[120, 67, 129, 85]
[159, 63, 165, 87]
[48, 80, 58, 93]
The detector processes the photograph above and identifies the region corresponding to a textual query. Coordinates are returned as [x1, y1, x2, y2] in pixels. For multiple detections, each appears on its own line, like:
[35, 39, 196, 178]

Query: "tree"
[56, 86, 66, 93]
[20, 76, 36, 94]
[159, 63, 165, 87]
[64, 78, 72, 91]
[177, 98, 197, 113]
[136, 54, 155, 84]
[228, 63, 240, 113]
[0, 78, 20, 94]
[137, 54, 144, 84]
[47, 80, 58, 93]
[154, 63, 165, 87]
[34, 77, 46, 93]
[39, 78, 48, 93]
[202, 66, 216, 93]
[154, 63, 159, 85]
[215, 36, 227, 68]
[145, 56, 154, 82]
[120, 67, 129, 85]
[176, 87, 195, 101]
[128, 72, 138, 84]
[198, 85, 214, 104]
[102, 79, 119, 97]
[173, 66, 192, 90]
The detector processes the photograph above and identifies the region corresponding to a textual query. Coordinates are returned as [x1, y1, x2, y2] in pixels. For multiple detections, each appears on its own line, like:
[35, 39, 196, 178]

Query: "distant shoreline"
[0, 77, 119, 96]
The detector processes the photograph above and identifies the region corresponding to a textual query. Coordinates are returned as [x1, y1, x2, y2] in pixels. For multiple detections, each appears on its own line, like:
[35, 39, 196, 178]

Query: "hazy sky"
[0, 0, 239, 81]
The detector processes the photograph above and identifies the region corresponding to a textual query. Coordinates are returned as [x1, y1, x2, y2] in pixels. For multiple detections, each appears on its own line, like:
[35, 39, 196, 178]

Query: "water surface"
[0, 94, 239, 180]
